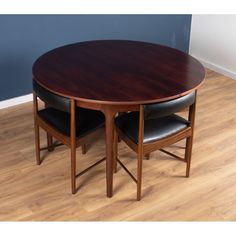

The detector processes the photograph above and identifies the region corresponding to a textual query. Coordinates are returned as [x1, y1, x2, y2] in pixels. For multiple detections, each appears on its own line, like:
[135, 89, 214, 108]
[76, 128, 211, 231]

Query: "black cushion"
[33, 80, 70, 112]
[38, 107, 104, 138]
[115, 112, 189, 144]
[144, 92, 195, 120]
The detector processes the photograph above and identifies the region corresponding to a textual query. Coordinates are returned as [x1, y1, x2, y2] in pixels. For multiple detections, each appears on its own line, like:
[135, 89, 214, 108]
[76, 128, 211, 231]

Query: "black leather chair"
[115, 92, 196, 200]
[33, 80, 105, 194]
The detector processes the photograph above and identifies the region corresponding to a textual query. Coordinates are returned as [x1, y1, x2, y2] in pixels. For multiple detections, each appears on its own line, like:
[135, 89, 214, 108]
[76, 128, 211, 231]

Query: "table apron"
[76, 100, 140, 113]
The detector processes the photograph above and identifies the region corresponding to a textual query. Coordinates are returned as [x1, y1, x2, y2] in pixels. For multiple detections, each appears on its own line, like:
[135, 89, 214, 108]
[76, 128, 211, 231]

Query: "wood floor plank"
[0, 69, 236, 220]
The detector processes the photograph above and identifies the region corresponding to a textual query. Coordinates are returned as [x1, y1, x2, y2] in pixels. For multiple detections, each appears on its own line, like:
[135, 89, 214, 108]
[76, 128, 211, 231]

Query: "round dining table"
[33, 40, 205, 198]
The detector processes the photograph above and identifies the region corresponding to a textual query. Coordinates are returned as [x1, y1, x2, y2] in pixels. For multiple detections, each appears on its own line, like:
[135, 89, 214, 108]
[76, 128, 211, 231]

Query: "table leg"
[105, 110, 115, 198]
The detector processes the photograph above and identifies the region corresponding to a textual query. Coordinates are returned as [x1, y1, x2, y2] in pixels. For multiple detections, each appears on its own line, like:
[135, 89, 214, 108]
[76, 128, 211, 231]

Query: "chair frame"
[33, 92, 105, 194]
[115, 92, 197, 200]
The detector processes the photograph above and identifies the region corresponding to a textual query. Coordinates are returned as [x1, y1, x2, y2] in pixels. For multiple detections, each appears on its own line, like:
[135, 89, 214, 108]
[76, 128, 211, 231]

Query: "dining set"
[32, 40, 205, 200]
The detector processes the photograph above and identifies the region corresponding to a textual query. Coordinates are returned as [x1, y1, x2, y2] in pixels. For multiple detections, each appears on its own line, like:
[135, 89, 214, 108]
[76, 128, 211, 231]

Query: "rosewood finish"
[33, 40, 205, 104]
[32, 40, 205, 198]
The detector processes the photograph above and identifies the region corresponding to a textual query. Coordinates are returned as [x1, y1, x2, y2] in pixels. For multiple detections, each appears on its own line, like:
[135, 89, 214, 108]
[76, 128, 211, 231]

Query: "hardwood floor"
[0, 69, 236, 221]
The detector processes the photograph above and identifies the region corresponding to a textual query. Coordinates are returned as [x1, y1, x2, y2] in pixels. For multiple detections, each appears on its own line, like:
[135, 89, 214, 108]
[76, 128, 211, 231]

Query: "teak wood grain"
[1, 69, 236, 220]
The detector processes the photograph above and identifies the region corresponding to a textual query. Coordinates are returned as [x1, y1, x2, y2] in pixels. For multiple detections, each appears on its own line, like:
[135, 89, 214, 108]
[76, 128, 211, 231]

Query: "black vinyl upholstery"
[115, 112, 189, 144]
[33, 80, 70, 112]
[38, 107, 104, 138]
[34, 80, 104, 138]
[144, 92, 195, 120]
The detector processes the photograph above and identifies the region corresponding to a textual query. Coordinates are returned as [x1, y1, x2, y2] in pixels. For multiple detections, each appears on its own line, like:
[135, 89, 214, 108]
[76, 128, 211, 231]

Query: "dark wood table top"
[33, 40, 205, 105]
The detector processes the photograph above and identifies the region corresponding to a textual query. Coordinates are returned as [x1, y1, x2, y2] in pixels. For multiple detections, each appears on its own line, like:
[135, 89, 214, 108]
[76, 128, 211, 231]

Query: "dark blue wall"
[0, 15, 191, 101]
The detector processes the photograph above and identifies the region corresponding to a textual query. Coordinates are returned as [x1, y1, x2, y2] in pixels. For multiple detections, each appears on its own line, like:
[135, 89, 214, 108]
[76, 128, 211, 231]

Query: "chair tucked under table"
[33, 80, 105, 194]
[115, 92, 197, 200]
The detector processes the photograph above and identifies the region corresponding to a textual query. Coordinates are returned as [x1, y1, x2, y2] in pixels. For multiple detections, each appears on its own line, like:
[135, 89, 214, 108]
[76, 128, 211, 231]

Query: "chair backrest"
[33, 80, 70, 112]
[144, 92, 196, 120]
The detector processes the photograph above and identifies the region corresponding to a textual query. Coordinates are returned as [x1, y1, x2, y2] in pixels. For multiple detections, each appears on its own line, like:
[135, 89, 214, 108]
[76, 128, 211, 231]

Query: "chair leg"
[35, 124, 41, 165]
[185, 136, 193, 177]
[71, 145, 76, 194]
[113, 131, 118, 173]
[82, 144, 86, 154]
[137, 105, 144, 201]
[137, 150, 143, 201]
[70, 99, 77, 194]
[47, 133, 54, 152]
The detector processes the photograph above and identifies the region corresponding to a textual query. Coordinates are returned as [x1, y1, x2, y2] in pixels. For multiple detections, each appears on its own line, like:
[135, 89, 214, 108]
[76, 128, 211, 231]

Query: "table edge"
[33, 74, 205, 106]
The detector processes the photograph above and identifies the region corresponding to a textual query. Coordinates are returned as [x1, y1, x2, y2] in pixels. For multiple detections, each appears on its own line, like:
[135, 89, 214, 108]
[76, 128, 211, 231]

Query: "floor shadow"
[75, 168, 105, 193]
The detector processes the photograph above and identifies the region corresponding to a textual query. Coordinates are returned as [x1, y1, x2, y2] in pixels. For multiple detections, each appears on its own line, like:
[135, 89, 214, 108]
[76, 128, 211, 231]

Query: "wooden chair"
[33, 80, 105, 194]
[115, 92, 196, 200]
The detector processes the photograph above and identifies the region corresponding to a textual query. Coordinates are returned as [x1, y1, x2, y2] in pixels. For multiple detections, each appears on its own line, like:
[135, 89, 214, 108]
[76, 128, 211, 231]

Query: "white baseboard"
[0, 93, 33, 109]
[192, 55, 236, 80]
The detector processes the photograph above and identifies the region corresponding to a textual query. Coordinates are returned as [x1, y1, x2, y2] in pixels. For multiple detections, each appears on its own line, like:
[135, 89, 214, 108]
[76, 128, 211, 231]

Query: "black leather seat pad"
[115, 112, 189, 144]
[38, 107, 105, 138]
